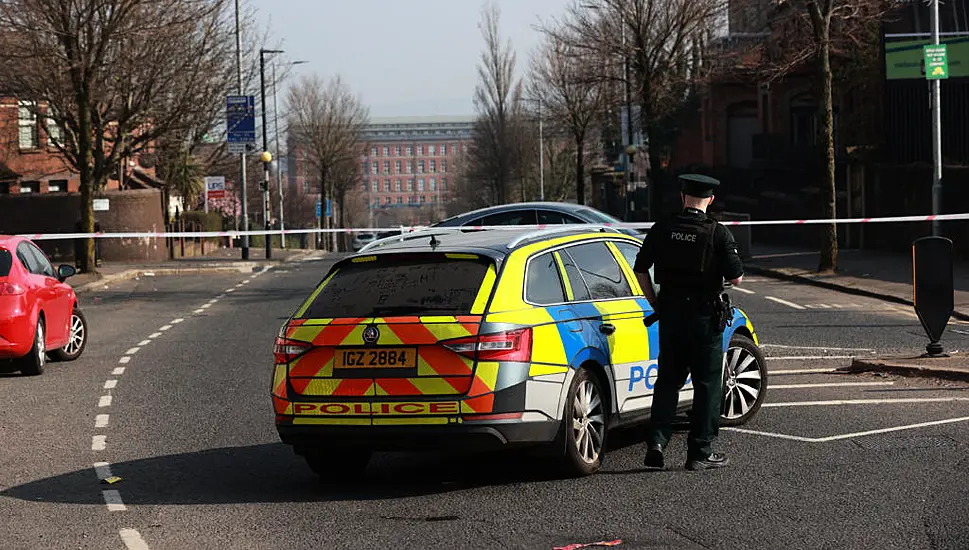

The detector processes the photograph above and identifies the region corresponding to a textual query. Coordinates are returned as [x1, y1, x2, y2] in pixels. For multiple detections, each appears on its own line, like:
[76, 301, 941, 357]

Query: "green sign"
[885, 38, 968, 80]
[923, 44, 948, 79]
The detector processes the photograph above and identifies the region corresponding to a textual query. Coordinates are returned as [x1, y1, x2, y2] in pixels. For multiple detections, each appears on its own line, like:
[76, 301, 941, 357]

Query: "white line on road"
[765, 296, 806, 310]
[137, 340, 150, 346]
[98, 395, 112, 407]
[148, 332, 162, 339]
[91, 435, 106, 451]
[193, 309, 205, 314]
[732, 287, 755, 294]
[120, 529, 150, 550]
[761, 344, 875, 352]
[119, 356, 131, 364]
[102, 490, 126, 512]
[767, 355, 855, 360]
[95, 414, 109, 428]
[159, 325, 172, 331]
[953, 329, 969, 336]
[112, 367, 126, 375]
[723, 427, 816, 442]
[93, 462, 113, 480]
[104, 379, 118, 389]
[172, 318, 184, 324]
[200, 303, 211, 309]
[242, 279, 251, 284]
[125, 347, 140, 355]
[207, 298, 219, 304]
[726, 416, 969, 443]
[769, 381, 895, 389]
[217, 294, 226, 299]
[764, 397, 969, 407]
[770, 368, 840, 375]
[226, 288, 236, 293]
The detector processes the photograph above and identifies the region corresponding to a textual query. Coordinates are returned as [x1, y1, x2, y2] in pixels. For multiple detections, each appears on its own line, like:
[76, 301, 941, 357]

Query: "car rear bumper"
[275, 418, 560, 452]
[0, 313, 32, 359]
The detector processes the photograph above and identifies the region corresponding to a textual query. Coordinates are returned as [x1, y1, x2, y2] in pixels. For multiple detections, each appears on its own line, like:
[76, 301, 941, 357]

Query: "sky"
[248, 0, 572, 118]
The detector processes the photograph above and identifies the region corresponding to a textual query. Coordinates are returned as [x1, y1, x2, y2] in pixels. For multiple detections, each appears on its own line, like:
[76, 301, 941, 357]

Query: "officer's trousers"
[646, 311, 724, 460]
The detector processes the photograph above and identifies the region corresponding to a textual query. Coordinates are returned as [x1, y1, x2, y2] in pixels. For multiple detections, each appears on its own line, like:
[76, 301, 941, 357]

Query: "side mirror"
[57, 264, 76, 282]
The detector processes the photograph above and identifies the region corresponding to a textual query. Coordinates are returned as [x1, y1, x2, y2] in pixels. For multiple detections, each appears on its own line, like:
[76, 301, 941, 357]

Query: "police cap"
[679, 173, 720, 198]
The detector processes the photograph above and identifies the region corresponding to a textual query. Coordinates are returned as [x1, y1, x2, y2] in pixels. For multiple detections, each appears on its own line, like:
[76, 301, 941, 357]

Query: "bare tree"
[0, 0, 244, 272]
[286, 74, 368, 250]
[529, 24, 607, 206]
[468, 1, 523, 206]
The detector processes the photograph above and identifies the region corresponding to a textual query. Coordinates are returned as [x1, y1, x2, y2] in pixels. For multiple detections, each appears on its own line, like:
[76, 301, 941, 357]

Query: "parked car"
[431, 202, 641, 236]
[351, 232, 377, 252]
[272, 225, 766, 478]
[0, 236, 88, 375]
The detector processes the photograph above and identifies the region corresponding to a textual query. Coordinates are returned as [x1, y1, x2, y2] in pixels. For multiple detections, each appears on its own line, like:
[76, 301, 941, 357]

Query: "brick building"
[289, 115, 474, 226]
[0, 95, 158, 195]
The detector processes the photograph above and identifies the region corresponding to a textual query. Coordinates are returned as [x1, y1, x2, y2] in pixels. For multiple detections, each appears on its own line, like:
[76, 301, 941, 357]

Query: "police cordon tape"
[16, 211, 969, 240]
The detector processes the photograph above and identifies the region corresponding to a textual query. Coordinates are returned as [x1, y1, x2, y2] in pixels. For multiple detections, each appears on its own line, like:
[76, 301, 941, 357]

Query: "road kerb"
[837, 356, 969, 383]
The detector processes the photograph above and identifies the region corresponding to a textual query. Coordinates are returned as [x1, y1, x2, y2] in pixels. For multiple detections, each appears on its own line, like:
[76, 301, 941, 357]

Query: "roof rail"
[358, 227, 465, 252]
[506, 224, 623, 249]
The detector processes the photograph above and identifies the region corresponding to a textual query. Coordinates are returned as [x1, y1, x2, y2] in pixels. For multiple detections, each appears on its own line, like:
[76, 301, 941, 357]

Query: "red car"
[0, 235, 88, 375]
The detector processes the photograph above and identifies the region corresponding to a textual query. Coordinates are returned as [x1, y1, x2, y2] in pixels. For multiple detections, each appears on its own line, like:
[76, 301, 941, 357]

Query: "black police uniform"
[632, 174, 744, 470]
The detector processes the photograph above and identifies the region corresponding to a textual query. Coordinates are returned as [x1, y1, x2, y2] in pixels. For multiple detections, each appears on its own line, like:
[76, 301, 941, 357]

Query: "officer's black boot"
[685, 452, 729, 471]
[643, 443, 665, 470]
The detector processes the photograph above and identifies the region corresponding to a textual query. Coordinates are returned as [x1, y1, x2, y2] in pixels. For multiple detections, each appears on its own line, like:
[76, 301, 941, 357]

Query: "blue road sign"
[226, 95, 256, 145]
[325, 199, 332, 218]
[316, 200, 322, 218]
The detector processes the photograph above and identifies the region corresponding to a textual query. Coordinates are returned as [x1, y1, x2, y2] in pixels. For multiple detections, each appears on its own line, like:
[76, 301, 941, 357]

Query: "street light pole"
[538, 101, 545, 201]
[930, 0, 942, 236]
[272, 59, 308, 249]
[234, 0, 249, 260]
[260, 48, 284, 259]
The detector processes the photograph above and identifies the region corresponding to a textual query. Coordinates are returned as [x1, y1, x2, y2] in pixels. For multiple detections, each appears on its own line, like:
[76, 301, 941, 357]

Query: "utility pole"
[234, 0, 249, 259]
[260, 48, 283, 259]
[273, 60, 284, 249]
[539, 101, 545, 201]
[930, 0, 942, 237]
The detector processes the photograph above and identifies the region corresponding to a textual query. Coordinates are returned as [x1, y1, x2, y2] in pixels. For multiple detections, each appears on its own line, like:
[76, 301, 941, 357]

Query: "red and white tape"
[15, 212, 969, 240]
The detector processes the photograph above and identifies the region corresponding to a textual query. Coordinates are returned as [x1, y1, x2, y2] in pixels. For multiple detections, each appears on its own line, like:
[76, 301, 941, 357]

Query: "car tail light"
[273, 337, 312, 364]
[443, 327, 532, 363]
[0, 282, 25, 295]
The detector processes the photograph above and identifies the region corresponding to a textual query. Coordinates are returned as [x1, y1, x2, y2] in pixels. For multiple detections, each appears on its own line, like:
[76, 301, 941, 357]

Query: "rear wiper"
[370, 305, 459, 316]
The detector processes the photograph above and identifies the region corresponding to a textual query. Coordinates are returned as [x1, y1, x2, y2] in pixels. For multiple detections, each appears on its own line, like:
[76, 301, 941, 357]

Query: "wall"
[0, 188, 167, 262]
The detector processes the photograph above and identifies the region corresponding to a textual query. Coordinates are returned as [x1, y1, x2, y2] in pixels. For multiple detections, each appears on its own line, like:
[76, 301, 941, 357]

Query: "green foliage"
[180, 211, 224, 231]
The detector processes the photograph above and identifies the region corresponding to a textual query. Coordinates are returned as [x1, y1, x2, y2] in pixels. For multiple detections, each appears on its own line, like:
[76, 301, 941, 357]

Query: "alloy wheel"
[571, 379, 606, 464]
[64, 313, 85, 356]
[721, 345, 763, 420]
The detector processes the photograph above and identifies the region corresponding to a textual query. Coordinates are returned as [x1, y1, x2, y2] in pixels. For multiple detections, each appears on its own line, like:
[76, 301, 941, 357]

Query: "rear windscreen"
[300, 256, 492, 318]
[0, 249, 11, 277]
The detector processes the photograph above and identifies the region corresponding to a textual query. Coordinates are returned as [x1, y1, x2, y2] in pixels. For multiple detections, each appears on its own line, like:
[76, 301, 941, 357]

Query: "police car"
[271, 226, 767, 478]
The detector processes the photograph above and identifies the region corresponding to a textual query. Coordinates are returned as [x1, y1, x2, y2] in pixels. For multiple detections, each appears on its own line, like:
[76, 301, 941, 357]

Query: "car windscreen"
[0, 248, 11, 277]
[299, 254, 492, 318]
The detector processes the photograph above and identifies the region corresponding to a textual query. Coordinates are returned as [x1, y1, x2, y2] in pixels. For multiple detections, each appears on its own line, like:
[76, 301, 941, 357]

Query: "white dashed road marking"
[771, 368, 840, 375]
[98, 395, 112, 407]
[765, 296, 806, 310]
[764, 397, 969, 407]
[159, 325, 172, 331]
[120, 529, 150, 550]
[104, 379, 118, 389]
[193, 309, 205, 314]
[102, 490, 126, 512]
[761, 344, 875, 352]
[732, 287, 755, 295]
[93, 462, 113, 480]
[125, 347, 140, 355]
[113, 367, 126, 375]
[148, 332, 162, 339]
[91, 435, 107, 451]
[95, 414, 110, 428]
[119, 356, 131, 364]
[226, 288, 236, 293]
[769, 381, 894, 389]
[200, 304, 211, 309]
[137, 340, 150, 346]
[172, 318, 184, 324]
[727, 416, 969, 443]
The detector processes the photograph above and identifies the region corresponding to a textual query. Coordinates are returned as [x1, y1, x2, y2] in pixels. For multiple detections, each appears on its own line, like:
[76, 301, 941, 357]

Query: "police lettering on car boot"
[632, 174, 745, 471]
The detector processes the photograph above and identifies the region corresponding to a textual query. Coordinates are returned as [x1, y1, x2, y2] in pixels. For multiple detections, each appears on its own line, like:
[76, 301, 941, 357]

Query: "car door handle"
[599, 323, 616, 335]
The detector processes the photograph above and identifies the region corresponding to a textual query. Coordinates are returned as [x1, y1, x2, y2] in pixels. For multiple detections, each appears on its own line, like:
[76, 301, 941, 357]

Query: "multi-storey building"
[289, 115, 474, 226]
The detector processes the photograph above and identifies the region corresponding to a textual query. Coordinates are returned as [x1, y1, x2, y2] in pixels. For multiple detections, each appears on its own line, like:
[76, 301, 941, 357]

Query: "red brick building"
[289, 115, 474, 226]
[0, 96, 158, 195]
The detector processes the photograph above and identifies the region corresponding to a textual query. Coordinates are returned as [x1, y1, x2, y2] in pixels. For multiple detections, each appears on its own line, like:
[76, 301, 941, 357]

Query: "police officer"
[633, 174, 744, 471]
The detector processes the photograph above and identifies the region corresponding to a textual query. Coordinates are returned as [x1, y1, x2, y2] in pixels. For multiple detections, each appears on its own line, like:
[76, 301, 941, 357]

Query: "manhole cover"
[853, 435, 960, 450]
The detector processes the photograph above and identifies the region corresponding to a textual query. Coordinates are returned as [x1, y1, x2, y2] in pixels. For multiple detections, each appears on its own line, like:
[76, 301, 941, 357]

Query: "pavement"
[746, 243, 969, 382]
[68, 246, 330, 293]
[3, 261, 969, 548]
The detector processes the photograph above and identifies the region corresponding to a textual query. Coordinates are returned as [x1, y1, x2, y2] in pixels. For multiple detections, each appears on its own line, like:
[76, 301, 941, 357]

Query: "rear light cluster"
[273, 337, 312, 364]
[0, 282, 25, 296]
[443, 327, 532, 363]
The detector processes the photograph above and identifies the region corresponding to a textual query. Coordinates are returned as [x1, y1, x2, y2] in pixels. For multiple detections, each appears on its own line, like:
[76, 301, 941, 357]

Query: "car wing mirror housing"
[57, 264, 76, 282]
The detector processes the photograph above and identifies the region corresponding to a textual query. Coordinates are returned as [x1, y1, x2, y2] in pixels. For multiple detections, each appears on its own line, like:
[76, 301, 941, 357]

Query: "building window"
[19, 181, 40, 194]
[418, 145, 425, 155]
[45, 112, 62, 147]
[371, 180, 378, 192]
[395, 179, 402, 192]
[429, 145, 436, 155]
[385, 196, 391, 204]
[370, 162, 378, 175]
[405, 145, 412, 156]
[442, 178, 448, 191]
[371, 146, 379, 156]
[395, 145, 402, 156]
[418, 160, 425, 173]
[420, 195, 426, 204]
[394, 160, 402, 173]
[409, 196, 416, 205]
[405, 162, 412, 174]
[383, 161, 390, 174]
[441, 160, 447, 173]
[407, 179, 414, 192]
[18, 100, 37, 149]
[432, 195, 438, 203]
[384, 179, 391, 192]
[396, 196, 402, 204]
[430, 160, 437, 173]
[382, 146, 389, 156]
[429, 177, 437, 191]
[47, 180, 67, 192]
[418, 179, 425, 192]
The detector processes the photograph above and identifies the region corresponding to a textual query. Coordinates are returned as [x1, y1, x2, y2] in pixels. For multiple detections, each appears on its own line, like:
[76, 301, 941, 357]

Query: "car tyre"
[303, 449, 372, 480]
[19, 318, 46, 376]
[51, 307, 87, 362]
[720, 334, 768, 427]
[560, 367, 608, 477]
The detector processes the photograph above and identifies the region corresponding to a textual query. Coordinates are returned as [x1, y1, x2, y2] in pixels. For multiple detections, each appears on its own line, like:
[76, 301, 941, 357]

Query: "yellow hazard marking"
[445, 253, 479, 260]
[294, 270, 338, 318]
[292, 417, 371, 425]
[422, 322, 472, 341]
[288, 325, 324, 343]
[474, 362, 500, 393]
[408, 377, 462, 395]
[271, 365, 286, 393]
[553, 252, 575, 301]
[529, 364, 570, 377]
[351, 255, 377, 263]
[471, 264, 497, 314]
[531, 323, 568, 365]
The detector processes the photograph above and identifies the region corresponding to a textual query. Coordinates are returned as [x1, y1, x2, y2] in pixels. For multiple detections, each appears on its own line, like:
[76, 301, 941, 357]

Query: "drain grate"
[853, 435, 961, 450]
